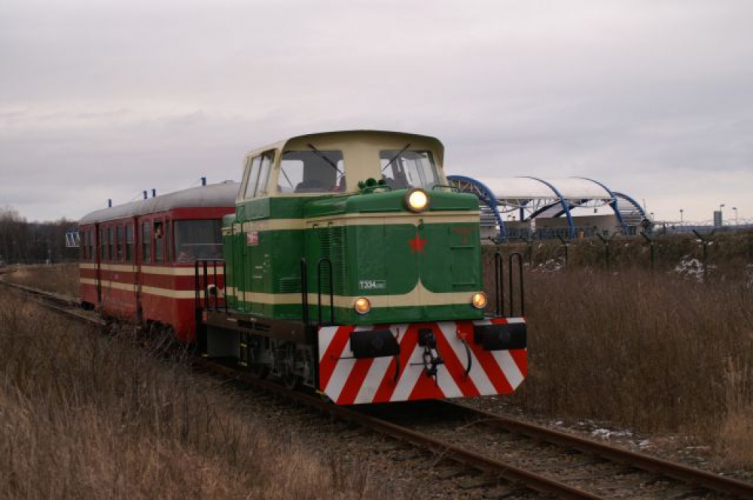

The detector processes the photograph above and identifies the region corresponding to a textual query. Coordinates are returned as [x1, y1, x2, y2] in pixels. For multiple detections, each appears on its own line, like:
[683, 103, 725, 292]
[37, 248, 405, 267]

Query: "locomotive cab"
[206, 130, 527, 404]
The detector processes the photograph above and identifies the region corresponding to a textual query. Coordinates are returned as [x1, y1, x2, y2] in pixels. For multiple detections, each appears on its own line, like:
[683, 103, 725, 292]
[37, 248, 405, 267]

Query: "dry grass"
[720, 359, 753, 468]
[487, 267, 753, 467]
[0, 291, 380, 500]
[2, 263, 79, 298]
[7, 258, 753, 469]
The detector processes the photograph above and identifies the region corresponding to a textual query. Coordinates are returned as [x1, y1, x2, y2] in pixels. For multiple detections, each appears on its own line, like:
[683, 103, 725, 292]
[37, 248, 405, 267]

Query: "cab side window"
[243, 151, 275, 199]
[244, 156, 262, 199]
[255, 151, 274, 197]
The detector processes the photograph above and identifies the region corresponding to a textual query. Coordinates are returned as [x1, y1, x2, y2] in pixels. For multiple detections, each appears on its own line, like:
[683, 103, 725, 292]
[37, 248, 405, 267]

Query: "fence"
[486, 228, 753, 282]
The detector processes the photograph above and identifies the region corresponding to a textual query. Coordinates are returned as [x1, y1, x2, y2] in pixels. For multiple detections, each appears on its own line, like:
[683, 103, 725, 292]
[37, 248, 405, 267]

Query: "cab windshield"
[380, 150, 440, 190]
[279, 150, 345, 193]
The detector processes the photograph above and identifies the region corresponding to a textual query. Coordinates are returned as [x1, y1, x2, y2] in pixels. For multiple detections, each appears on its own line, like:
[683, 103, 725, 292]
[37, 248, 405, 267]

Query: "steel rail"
[442, 401, 753, 499]
[205, 362, 602, 500]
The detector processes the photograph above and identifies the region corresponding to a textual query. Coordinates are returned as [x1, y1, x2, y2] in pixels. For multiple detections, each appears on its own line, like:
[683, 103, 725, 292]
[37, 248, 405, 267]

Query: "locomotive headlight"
[354, 297, 371, 315]
[405, 188, 429, 212]
[471, 292, 488, 309]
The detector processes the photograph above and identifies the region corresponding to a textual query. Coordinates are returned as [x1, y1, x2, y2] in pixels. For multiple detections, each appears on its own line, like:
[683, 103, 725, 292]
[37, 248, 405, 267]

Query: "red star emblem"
[408, 233, 427, 253]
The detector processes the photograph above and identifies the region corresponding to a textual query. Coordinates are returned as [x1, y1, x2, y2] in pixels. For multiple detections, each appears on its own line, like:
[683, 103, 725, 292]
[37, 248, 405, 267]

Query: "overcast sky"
[1, 0, 751, 224]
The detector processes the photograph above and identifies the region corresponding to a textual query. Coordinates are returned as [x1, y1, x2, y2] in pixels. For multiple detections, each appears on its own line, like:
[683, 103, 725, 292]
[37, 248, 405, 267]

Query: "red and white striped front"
[318, 318, 527, 405]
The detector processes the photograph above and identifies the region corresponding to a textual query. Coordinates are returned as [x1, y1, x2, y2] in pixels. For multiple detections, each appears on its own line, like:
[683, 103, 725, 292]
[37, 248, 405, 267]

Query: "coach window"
[86, 230, 92, 261]
[80, 231, 87, 260]
[278, 150, 345, 193]
[100, 228, 106, 261]
[125, 225, 134, 263]
[175, 220, 222, 262]
[154, 220, 165, 263]
[117, 226, 124, 262]
[142, 222, 152, 264]
[108, 227, 115, 262]
[166, 220, 173, 262]
[243, 156, 262, 199]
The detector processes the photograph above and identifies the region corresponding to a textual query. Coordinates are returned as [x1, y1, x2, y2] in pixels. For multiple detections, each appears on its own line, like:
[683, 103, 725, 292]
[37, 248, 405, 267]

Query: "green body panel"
[223, 189, 484, 325]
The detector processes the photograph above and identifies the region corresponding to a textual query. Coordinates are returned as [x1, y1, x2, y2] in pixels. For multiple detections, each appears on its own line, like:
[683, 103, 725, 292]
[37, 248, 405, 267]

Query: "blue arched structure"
[613, 192, 645, 215]
[447, 175, 508, 241]
[449, 175, 645, 241]
[578, 177, 628, 234]
[524, 177, 577, 239]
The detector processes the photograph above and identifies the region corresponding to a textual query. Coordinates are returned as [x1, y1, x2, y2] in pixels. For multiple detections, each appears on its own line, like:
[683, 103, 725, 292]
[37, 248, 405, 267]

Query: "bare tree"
[0, 206, 78, 264]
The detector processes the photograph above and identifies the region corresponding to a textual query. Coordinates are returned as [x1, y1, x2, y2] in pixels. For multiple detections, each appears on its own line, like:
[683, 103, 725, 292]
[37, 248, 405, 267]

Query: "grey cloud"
[1, 0, 752, 222]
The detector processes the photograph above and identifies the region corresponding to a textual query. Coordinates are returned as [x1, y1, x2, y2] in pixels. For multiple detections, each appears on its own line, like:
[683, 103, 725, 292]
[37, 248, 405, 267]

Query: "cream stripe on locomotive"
[239, 211, 479, 233]
[80, 263, 223, 276]
[81, 278, 197, 299]
[226, 280, 481, 308]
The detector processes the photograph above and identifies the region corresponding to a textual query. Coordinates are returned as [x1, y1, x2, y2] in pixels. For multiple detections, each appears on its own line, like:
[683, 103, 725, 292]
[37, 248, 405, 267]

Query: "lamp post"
[733, 207, 738, 226]
[680, 208, 684, 225]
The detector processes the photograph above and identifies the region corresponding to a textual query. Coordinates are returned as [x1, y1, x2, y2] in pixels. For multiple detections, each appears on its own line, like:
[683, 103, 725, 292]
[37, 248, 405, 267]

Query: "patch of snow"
[673, 258, 716, 282]
[591, 428, 633, 439]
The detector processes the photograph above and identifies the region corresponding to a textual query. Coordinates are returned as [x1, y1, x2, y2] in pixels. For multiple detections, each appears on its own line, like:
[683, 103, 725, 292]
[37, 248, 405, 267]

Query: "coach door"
[137, 218, 152, 322]
[95, 224, 102, 304]
[126, 219, 139, 321]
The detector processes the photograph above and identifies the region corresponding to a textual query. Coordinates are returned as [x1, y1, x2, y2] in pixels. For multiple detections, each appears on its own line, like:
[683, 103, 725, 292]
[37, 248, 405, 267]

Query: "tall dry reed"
[2, 263, 79, 298]
[490, 267, 753, 466]
[0, 291, 378, 499]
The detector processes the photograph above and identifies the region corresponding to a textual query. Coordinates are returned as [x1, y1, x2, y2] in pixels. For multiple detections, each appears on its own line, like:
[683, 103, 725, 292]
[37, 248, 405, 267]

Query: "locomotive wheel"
[250, 362, 270, 379]
[283, 370, 299, 390]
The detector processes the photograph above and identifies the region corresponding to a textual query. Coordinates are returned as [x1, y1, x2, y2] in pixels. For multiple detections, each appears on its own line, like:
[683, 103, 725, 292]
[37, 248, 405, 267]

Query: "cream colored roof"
[239, 130, 446, 199]
[246, 130, 444, 165]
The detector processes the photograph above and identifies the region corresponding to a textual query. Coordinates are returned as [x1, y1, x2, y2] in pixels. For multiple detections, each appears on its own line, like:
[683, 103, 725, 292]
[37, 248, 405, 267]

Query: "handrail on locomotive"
[194, 254, 525, 327]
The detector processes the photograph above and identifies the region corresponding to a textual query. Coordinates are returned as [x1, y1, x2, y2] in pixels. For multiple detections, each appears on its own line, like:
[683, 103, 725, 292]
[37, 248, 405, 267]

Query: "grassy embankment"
[485, 232, 753, 468]
[7, 241, 753, 469]
[0, 291, 378, 499]
[2, 262, 79, 298]
[508, 270, 752, 466]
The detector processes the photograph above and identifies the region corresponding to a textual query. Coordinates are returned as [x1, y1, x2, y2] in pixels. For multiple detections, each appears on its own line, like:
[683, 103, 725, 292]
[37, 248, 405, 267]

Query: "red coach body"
[78, 183, 237, 341]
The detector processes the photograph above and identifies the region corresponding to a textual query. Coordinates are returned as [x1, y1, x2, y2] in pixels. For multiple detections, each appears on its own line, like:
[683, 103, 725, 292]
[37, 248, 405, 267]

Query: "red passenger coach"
[78, 182, 238, 342]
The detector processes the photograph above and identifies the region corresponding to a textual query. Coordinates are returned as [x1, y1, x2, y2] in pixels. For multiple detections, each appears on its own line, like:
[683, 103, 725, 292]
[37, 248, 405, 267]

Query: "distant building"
[448, 176, 647, 242]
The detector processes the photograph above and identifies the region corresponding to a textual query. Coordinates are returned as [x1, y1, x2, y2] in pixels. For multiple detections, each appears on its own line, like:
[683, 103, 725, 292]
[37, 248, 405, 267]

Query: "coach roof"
[79, 181, 239, 225]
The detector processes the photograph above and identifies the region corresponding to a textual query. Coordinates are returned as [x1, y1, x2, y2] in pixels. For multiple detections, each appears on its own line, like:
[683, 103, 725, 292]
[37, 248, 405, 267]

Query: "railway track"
[2, 279, 752, 499]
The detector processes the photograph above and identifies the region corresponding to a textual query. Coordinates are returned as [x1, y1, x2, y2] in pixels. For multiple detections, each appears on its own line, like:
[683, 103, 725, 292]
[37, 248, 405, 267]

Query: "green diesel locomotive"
[199, 130, 527, 404]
